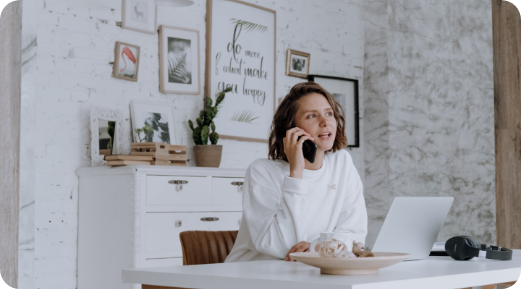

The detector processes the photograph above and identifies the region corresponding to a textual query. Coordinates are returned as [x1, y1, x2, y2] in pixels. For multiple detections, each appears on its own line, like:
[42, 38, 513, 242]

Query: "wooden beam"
[492, 0, 521, 249]
[0, 1, 22, 287]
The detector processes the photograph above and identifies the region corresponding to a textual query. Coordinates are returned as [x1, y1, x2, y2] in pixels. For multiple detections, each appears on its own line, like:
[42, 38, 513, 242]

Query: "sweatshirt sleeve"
[334, 153, 368, 245]
[242, 162, 311, 259]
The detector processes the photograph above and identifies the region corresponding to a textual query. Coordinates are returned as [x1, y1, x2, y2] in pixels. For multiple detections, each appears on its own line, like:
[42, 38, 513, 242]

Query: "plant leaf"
[230, 18, 268, 33]
[230, 109, 260, 123]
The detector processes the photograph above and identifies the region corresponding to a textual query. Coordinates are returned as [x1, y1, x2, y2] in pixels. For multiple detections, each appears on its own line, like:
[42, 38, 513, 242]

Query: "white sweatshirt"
[225, 149, 368, 262]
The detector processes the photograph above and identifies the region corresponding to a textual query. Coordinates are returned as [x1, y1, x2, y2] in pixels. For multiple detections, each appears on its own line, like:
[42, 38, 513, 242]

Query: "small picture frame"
[286, 49, 310, 78]
[121, 0, 157, 34]
[308, 75, 360, 148]
[130, 99, 178, 145]
[90, 106, 125, 166]
[159, 25, 201, 95]
[113, 41, 140, 82]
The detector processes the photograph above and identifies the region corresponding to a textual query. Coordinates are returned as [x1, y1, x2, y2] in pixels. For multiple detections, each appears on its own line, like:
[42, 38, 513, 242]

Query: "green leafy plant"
[230, 18, 268, 32]
[135, 124, 153, 143]
[230, 109, 259, 123]
[188, 87, 233, 145]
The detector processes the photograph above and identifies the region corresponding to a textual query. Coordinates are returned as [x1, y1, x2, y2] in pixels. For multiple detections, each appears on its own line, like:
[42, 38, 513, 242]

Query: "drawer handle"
[169, 180, 188, 191]
[200, 217, 219, 222]
[231, 181, 244, 193]
[175, 220, 182, 227]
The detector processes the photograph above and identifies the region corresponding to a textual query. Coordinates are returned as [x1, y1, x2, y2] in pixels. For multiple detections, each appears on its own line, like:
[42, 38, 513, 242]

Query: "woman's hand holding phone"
[283, 127, 314, 179]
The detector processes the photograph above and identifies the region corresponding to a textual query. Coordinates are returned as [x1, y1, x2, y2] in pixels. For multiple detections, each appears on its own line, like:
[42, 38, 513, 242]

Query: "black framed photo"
[308, 75, 360, 148]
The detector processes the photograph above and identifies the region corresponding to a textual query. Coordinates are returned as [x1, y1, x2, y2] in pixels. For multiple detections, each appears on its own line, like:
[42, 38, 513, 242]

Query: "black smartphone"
[298, 136, 317, 163]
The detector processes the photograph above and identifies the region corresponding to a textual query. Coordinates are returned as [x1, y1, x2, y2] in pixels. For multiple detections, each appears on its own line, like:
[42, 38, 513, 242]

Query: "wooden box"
[104, 154, 153, 166]
[131, 142, 169, 161]
[168, 145, 188, 166]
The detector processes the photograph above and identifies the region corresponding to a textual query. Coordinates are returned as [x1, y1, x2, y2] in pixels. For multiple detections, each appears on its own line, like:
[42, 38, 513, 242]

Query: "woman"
[225, 82, 367, 262]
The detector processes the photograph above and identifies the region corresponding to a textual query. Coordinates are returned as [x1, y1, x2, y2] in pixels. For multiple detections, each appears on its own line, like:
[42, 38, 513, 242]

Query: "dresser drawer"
[211, 177, 244, 205]
[145, 212, 242, 258]
[147, 176, 210, 205]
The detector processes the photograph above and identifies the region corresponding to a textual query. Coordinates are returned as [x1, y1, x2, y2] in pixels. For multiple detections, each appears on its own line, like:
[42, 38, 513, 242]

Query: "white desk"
[122, 251, 521, 289]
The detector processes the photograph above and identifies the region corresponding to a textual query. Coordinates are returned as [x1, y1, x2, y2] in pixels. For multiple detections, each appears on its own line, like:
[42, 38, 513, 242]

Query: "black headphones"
[445, 236, 512, 261]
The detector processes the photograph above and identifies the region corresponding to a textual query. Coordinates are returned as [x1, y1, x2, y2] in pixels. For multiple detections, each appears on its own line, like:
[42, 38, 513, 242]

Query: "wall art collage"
[97, 0, 359, 167]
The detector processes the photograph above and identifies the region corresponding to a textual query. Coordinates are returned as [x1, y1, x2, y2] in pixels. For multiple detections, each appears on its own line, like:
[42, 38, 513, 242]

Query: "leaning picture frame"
[205, 0, 276, 142]
[121, 0, 157, 34]
[308, 75, 360, 148]
[286, 49, 310, 78]
[159, 25, 201, 95]
[90, 106, 125, 166]
[113, 41, 140, 82]
[130, 99, 178, 145]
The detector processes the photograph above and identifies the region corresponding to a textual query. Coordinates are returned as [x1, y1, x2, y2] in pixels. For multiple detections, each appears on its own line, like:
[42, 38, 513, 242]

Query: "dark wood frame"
[205, 0, 276, 143]
[308, 75, 360, 148]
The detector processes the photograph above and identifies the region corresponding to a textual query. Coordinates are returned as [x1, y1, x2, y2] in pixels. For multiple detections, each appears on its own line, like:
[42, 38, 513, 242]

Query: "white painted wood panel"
[145, 212, 242, 259]
[211, 177, 244, 205]
[147, 176, 211, 205]
[0, 2, 22, 288]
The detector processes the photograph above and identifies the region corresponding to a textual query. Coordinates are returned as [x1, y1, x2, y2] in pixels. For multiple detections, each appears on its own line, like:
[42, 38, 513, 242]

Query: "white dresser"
[76, 166, 246, 289]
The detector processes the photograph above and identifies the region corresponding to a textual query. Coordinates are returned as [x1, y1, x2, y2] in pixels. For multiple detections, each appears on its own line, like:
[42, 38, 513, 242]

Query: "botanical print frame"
[159, 25, 201, 95]
[286, 49, 310, 78]
[121, 0, 157, 34]
[130, 100, 178, 145]
[90, 107, 125, 166]
[205, 0, 276, 143]
[113, 41, 140, 82]
[308, 75, 360, 148]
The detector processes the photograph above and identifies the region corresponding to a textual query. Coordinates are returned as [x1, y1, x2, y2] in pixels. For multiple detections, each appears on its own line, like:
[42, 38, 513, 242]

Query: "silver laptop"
[371, 197, 454, 260]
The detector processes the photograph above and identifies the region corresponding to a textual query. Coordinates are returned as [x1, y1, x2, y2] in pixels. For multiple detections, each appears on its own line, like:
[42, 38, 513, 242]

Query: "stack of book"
[105, 142, 188, 166]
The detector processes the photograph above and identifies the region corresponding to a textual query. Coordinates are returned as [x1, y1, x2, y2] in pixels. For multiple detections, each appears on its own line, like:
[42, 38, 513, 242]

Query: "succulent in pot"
[188, 87, 232, 167]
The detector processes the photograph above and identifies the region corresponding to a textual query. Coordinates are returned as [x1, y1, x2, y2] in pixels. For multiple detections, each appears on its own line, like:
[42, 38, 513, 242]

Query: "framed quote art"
[206, 0, 276, 142]
[121, 0, 156, 34]
[159, 25, 201, 95]
[308, 75, 360, 148]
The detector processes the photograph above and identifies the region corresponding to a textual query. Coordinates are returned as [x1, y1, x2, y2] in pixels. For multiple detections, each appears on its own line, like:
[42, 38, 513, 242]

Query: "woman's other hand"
[285, 241, 311, 262]
[283, 127, 314, 179]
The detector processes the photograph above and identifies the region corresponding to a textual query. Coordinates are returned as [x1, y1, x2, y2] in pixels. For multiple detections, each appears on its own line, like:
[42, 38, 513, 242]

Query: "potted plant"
[188, 88, 232, 167]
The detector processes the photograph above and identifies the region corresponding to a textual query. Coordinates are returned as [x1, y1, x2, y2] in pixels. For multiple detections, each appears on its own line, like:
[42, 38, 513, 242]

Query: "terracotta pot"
[193, 145, 223, 167]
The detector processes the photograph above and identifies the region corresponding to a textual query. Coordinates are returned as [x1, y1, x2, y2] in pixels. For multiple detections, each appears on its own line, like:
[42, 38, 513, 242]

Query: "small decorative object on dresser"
[77, 166, 246, 289]
[159, 25, 201, 95]
[130, 100, 177, 145]
[121, 0, 157, 34]
[113, 41, 140, 82]
[90, 106, 125, 167]
[286, 49, 310, 78]
[188, 87, 232, 167]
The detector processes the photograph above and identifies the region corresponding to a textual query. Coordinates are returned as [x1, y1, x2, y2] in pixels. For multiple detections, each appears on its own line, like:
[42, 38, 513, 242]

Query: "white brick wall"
[31, 0, 365, 287]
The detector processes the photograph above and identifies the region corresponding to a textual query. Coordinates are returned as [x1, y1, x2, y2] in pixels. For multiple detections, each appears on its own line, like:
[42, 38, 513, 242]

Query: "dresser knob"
[175, 220, 182, 227]
[200, 217, 219, 222]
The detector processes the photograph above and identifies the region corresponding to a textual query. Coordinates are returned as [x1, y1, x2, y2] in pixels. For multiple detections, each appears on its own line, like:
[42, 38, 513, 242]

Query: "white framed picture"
[286, 49, 310, 78]
[159, 25, 201, 95]
[90, 106, 125, 166]
[122, 0, 157, 34]
[112, 41, 140, 82]
[130, 100, 178, 145]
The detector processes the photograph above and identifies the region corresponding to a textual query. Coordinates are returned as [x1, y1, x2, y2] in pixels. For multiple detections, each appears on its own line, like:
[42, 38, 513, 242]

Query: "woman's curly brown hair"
[268, 81, 348, 161]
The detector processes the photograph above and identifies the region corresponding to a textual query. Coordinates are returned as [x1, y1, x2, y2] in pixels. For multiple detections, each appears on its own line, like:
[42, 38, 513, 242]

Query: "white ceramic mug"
[310, 232, 353, 253]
